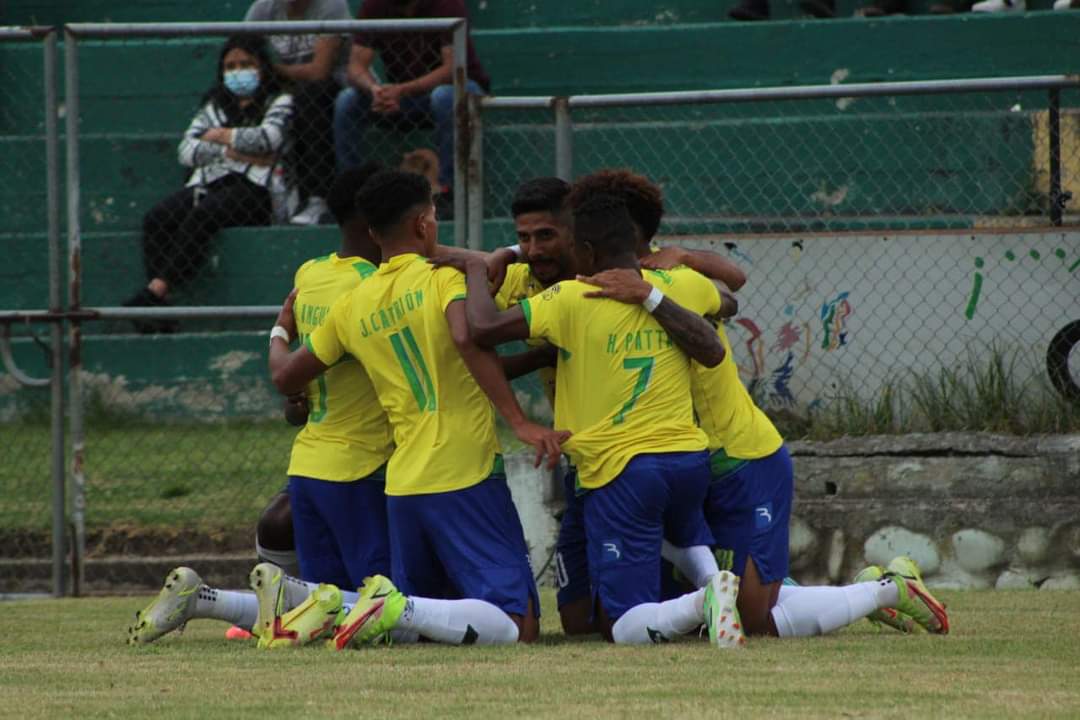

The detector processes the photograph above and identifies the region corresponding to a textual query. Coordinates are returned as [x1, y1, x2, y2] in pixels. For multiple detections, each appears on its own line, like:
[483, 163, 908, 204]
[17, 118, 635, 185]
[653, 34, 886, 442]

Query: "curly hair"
[567, 169, 664, 241]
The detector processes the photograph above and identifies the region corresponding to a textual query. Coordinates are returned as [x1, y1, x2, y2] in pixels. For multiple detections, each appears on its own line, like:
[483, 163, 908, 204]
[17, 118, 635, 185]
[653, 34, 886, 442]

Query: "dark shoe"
[800, 0, 836, 16]
[122, 287, 178, 334]
[729, 1, 771, 19]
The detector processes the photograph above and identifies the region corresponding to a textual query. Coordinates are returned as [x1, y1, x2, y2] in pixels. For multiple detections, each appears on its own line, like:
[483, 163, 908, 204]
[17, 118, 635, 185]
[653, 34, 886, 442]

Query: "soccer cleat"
[885, 556, 950, 635]
[328, 575, 407, 650]
[703, 570, 746, 649]
[853, 565, 915, 633]
[249, 562, 288, 640]
[127, 566, 202, 645]
[258, 584, 343, 649]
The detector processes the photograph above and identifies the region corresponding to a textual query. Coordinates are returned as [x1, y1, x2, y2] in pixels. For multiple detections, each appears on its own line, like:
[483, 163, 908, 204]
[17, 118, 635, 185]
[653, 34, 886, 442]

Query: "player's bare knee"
[559, 597, 596, 635]
[256, 492, 293, 550]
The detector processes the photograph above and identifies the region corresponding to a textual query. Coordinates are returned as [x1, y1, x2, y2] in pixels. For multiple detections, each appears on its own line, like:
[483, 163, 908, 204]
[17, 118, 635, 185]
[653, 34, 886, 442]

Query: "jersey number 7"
[613, 356, 654, 425]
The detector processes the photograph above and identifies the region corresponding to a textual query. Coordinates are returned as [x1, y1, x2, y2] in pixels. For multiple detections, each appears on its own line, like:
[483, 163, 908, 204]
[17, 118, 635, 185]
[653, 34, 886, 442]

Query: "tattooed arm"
[579, 269, 725, 368]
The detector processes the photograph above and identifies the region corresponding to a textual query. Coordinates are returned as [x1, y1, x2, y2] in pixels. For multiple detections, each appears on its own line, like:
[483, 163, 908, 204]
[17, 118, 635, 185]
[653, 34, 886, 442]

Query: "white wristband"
[507, 244, 523, 259]
[269, 325, 291, 346]
[642, 286, 664, 313]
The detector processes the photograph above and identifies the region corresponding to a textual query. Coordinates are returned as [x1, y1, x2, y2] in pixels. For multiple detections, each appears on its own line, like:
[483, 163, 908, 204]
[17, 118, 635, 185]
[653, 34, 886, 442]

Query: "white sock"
[610, 589, 706, 645]
[770, 580, 897, 638]
[193, 586, 259, 630]
[255, 540, 300, 578]
[661, 542, 720, 588]
[278, 574, 359, 611]
[396, 597, 519, 645]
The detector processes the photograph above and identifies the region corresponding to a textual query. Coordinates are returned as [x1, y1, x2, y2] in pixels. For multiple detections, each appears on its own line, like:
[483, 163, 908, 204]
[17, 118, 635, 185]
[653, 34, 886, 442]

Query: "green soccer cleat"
[703, 570, 746, 649]
[885, 556, 950, 635]
[853, 565, 916, 633]
[328, 574, 407, 650]
[258, 583, 343, 649]
[127, 566, 202, 645]
[249, 562, 288, 641]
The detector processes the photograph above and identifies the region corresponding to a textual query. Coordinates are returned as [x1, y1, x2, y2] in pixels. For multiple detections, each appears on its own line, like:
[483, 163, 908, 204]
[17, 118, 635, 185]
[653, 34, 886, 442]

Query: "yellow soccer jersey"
[288, 253, 393, 482]
[644, 267, 783, 461]
[308, 253, 500, 496]
[495, 262, 556, 405]
[521, 268, 721, 489]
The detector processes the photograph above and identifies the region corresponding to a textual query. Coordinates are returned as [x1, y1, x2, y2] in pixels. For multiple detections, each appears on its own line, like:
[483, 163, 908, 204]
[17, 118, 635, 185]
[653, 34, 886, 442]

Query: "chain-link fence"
[476, 79, 1080, 441]
[4, 23, 1080, 597]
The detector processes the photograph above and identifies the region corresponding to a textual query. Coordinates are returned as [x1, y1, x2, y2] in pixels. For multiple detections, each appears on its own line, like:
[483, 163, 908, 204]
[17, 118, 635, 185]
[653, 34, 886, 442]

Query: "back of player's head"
[568, 169, 664, 242]
[572, 193, 637, 257]
[511, 177, 571, 218]
[327, 162, 382, 226]
[357, 170, 432, 236]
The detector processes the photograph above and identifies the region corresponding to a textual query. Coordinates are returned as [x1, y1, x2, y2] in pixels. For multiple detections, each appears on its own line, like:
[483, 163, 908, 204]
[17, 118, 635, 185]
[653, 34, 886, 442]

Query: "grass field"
[3, 589, 1079, 719]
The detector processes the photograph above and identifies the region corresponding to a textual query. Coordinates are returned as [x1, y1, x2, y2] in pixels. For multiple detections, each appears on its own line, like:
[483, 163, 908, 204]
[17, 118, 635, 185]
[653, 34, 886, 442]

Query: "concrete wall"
[508, 433, 1080, 592]
[678, 229, 1080, 411]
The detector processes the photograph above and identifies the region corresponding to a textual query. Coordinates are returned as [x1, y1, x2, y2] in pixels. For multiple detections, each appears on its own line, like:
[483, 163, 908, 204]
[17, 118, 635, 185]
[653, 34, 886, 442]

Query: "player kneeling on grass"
[567, 171, 950, 641]
[434, 195, 746, 646]
[577, 261, 951, 641]
[267, 170, 567, 649]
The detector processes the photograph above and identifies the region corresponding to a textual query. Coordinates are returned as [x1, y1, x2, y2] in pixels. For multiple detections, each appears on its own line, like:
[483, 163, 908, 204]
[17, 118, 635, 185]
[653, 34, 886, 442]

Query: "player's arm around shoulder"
[268, 288, 332, 396]
[580, 268, 725, 368]
[429, 254, 530, 347]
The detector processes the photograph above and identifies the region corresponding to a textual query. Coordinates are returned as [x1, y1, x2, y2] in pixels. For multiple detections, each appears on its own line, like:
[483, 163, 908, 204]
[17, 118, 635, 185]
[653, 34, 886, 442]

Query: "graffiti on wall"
[965, 246, 1080, 319]
[725, 241, 855, 410]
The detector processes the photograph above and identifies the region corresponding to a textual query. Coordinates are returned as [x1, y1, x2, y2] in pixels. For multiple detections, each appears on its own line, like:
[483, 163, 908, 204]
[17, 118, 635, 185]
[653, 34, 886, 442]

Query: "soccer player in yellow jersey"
[129, 166, 399, 645]
[438, 194, 751, 646]
[283, 165, 395, 592]
[576, 171, 949, 639]
[268, 170, 567, 648]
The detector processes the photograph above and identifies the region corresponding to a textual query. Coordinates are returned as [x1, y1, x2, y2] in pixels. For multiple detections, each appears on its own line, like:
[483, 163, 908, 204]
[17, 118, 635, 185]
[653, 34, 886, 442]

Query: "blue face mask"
[223, 68, 260, 97]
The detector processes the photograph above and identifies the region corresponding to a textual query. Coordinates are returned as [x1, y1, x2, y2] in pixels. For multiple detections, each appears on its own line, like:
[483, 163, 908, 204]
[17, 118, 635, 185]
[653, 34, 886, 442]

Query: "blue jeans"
[333, 80, 485, 189]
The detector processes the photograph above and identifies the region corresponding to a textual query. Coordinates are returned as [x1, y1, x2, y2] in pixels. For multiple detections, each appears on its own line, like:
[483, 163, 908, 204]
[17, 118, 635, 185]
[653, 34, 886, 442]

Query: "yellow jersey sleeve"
[308, 291, 350, 367]
[288, 254, 394, 482]
[644, 266, 723, 318]
[523, 279, 706, 490]
[434, 266, 468, 310]
[495, 263, 539, 310]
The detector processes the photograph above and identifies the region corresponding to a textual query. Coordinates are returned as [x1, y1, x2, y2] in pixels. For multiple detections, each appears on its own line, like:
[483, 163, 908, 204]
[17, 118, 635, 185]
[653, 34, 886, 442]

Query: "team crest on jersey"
[542, 283, 562, 300]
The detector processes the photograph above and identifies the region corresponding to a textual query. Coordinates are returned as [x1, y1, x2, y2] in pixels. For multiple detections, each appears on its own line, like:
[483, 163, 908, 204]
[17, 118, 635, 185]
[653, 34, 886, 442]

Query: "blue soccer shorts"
[554, 466, 591, 609]
[288, 468, 391, 589]
[705, 444, 794, 585]
[584, 450, 714, 621]
[387, 471, 540, 619]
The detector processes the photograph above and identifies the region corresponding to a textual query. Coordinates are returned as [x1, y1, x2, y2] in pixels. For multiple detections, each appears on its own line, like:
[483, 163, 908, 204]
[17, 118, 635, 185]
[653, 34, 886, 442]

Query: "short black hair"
[327, 162, 382, 226]
[510, 177, 571, 218]
[357, 170, 432, 235]
[567, 169, 664, 242]
[572, 193, 637, 256]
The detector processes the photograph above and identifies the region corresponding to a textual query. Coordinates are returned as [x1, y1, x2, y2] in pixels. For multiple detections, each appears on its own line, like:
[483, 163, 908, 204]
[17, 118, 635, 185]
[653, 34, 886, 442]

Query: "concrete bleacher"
[2, 3, 1079, 315]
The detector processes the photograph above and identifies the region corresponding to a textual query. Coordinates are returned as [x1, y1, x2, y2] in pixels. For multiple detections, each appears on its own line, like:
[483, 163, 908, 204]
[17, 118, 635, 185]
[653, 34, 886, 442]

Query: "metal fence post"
[1048, 88, 1063, 227]
[64, 27, 86, 596]
[467, 94, 484, 250]
[43, 27, 67, 598]
[452, 20, 467, 247]
[554, 97, 573, 182]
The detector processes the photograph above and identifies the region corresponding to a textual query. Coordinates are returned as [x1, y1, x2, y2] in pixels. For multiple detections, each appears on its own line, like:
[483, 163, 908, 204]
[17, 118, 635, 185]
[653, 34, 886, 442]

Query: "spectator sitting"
[334, 0, 491, 218]
[245, 0, 351, 225]
[122, 35, 293, 332]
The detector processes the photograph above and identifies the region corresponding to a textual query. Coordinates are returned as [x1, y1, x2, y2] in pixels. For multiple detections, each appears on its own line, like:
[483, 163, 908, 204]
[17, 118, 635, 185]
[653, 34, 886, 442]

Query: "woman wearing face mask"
[124, 34, 294, 330]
